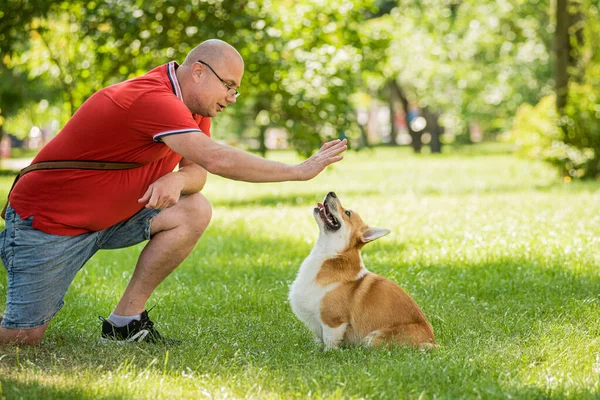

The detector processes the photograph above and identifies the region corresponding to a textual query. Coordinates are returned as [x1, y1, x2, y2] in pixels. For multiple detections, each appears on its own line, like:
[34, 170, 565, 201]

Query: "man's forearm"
[207, 146, 300, 183]
[174, 165, 207, 194]
[162, 133, 300, 183]
[162, 132, 346, 183]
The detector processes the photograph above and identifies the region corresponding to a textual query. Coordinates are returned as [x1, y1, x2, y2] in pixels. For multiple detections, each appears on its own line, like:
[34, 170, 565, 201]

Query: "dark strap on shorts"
[1, 160, 144, 219]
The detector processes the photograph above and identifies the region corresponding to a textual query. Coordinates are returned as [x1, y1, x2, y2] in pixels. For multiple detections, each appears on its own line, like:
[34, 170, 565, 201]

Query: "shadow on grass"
[1, 224, 599, 398]
[0, 378, 125, 400]
[208, 181, 600, 207]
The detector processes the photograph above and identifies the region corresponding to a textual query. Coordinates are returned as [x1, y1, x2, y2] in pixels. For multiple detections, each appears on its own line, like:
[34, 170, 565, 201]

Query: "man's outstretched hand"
[295, 139, 347, 181]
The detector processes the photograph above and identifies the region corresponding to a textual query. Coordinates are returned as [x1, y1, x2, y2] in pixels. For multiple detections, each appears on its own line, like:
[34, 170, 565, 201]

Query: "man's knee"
[150, 193, 211, 238]
[182, 193, 212, 235]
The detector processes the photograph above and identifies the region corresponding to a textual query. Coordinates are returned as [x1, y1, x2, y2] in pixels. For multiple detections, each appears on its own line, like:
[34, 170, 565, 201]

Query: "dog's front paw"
[323, 344, 338, 352]
[323, 338, 342, 351]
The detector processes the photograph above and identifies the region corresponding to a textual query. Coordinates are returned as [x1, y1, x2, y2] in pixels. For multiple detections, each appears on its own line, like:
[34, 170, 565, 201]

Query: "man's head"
[178, 39, 244, 117]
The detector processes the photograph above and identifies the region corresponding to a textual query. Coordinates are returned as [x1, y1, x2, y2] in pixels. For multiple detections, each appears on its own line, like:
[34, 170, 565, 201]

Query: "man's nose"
[226, 94, 237, 104]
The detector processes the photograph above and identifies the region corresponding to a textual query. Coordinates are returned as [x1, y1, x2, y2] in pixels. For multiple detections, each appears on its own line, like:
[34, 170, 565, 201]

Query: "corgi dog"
[289, 192, 436, 350]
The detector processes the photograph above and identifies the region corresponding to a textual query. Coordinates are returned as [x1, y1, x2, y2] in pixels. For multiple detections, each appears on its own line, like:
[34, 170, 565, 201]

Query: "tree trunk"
[358, 123, 370, 149]
[389, 80, 421, 153]
[387, 82, 398, 146]
[258, 125, 267, 158]
[570, 7, 585, 84]
[0, 124, 4, 160]
[555, 0, 570, 115]
[422, 107, 443, 153]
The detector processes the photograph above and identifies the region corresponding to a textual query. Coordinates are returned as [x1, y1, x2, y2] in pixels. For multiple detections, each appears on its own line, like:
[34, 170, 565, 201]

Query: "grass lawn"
[1, 146, 600, 399]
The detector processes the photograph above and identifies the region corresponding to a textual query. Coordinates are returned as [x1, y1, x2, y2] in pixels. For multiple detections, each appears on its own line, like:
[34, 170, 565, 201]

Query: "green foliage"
[561, 1, 600, 178]
[2, 0, 388, 155]
[509, 94, 595, 179]
[221, 0, 388, 155]
[510, 1, 600, 179]
[510, 96, 558, 159]
[563, 83, 600, 178]
[0, 0, 65, 55]
[0, 55, 63, 135]
[1, 0, 599, 157]
[382, 0, 554, 138]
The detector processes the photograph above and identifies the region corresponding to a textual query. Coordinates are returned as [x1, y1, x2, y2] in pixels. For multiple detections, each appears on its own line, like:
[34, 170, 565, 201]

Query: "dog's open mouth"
[316, 202, 341, 231]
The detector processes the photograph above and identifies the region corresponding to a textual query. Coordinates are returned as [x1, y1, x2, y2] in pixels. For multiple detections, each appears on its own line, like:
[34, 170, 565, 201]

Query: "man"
[0, 39, 347, 345]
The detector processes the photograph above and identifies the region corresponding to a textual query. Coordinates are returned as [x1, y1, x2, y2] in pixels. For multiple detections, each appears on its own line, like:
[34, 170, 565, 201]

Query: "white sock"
[108, 313, 142, 327]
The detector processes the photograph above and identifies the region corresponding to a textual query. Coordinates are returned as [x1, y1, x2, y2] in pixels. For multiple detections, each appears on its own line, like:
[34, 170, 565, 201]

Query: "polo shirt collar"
[166, 61, 184, 102]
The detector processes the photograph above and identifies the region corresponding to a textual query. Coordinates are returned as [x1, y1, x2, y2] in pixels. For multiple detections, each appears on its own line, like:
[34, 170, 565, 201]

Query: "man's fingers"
[138, 187, 152, 203]
[140, 182, 181, 209]
[321, 139, 340, 149]
[299, 139, 347, 180]
[321, 139, 342, 151]
[328, 140, 347, 152]
[146, 189, 161, 209]
[323, 138, 347, 151]
[325, 144, 347, 158]
[326, 155, 344, 165]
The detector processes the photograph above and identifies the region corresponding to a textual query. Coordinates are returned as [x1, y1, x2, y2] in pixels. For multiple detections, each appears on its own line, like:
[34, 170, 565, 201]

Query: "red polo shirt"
[10, 62, 211, 236]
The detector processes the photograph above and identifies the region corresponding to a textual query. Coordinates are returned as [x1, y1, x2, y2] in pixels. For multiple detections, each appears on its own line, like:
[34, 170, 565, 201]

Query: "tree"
[382, 0, 553, 145]
[0, 0, 67, 150]
[2, 0, 389, 157]
[509, 0, 600, 179]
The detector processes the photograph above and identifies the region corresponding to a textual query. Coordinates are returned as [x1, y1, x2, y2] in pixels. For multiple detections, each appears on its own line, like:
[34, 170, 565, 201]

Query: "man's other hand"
[138, 173, 185, 209]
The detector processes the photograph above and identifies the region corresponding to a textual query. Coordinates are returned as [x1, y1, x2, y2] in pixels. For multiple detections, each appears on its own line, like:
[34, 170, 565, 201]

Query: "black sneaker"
[99, 309, 180, 345]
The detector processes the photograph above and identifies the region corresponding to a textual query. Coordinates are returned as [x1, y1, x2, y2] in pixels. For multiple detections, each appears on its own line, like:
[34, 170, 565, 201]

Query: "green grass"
[7, 148, 39, 159]
[1, 146, 600, 399]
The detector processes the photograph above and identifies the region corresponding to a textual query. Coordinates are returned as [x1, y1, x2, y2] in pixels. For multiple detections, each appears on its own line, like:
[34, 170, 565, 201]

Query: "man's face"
[190, 54, 244, 117]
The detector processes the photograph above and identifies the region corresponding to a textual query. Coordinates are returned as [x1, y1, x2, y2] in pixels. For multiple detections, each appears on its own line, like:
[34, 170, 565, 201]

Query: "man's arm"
[161, 131, 347, 183]
[138, 158, 207, 209]
[177, 158, 208, 194]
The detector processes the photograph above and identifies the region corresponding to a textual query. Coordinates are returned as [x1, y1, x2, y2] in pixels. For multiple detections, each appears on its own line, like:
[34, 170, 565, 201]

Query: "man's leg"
[0, 206, 99, 345]
[113, 193, 211, 316]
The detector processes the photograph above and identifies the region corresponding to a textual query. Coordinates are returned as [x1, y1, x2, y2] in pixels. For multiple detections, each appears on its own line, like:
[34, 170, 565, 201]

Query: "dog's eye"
[345, 211, 351, 217]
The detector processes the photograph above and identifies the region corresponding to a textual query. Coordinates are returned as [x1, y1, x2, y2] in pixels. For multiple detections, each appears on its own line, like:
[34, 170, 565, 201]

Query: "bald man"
[0, 39, 347, 345]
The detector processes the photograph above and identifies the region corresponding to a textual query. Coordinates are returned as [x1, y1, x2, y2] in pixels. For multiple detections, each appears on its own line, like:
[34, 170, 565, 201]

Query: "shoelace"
[140, 317, 155, 331]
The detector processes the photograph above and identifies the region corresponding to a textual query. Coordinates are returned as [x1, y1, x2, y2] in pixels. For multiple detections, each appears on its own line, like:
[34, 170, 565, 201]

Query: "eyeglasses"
[197, 60, 240, 98]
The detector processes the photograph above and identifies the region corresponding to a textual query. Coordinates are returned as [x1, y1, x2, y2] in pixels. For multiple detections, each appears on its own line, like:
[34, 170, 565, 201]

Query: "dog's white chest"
[289, 252, 339, 339]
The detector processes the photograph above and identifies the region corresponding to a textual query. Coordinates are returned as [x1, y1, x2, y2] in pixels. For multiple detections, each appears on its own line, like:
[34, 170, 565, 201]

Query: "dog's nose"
[328, 192, 337, 198]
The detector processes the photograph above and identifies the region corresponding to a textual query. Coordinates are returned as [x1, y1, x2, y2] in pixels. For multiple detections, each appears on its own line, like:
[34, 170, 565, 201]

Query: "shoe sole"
[100, 329, 151, 344]
[99, 336, 130, 345]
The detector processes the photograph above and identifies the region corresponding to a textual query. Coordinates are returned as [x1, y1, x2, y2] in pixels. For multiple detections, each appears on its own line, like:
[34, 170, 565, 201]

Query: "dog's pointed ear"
[361, 227, 391, 243]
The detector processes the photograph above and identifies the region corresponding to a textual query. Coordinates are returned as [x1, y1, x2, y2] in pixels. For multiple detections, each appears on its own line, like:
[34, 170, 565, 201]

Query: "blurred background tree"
[0, 0, 598, 178]
[509, 0, 599, 179]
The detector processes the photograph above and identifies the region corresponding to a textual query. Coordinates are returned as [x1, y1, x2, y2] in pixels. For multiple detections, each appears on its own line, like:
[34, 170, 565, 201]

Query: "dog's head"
[313, 192, 390, 250]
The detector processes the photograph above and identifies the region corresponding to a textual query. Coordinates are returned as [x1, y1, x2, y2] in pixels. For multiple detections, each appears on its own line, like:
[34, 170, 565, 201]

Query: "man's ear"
[191, 62, 203, 82]
[361, 227, 391, 243]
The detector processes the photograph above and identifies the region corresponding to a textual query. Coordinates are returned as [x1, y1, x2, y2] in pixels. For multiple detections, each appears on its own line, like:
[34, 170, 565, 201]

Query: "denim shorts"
[0, 205, 161, 329]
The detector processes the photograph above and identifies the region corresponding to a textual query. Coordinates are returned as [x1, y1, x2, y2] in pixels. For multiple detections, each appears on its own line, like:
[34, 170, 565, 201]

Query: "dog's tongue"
[317, 203, 323, 209]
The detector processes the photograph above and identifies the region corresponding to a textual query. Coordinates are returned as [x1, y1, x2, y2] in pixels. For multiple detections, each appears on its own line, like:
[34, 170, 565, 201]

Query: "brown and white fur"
[289, 192, 436, 350]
